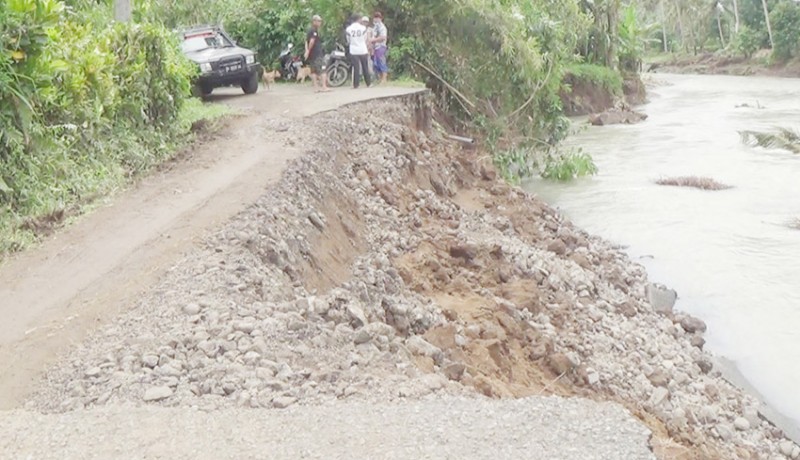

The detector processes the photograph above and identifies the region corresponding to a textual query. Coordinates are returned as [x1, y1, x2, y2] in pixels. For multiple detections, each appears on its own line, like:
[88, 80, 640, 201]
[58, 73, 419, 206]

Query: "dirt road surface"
[0, 396, 655, 459]
[0, 84, 424, 410]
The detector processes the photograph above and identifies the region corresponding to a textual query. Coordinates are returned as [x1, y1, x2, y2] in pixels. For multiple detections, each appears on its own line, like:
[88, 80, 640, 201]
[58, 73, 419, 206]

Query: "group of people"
[303, 12, 389, 92]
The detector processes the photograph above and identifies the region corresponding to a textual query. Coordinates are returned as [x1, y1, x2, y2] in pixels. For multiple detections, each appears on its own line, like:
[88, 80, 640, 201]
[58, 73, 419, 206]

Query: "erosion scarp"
[29, 95, 798, 459]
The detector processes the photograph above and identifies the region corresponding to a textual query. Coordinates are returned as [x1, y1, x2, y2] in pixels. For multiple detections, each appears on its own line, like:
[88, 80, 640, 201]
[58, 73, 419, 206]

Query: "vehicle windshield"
[181, 33, 233, 53]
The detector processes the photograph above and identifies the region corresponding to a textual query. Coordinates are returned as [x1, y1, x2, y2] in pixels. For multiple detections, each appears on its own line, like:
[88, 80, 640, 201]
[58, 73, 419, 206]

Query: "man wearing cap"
[345, 14, 371, 89]
[370, 12, 389, 84]
[304, 14, 330, 92]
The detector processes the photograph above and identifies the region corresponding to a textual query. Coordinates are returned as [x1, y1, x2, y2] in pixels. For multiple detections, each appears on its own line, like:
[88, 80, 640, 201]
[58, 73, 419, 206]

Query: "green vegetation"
[635, 0, 800, 63]
[564, 64, 624, 96]
[740, 127, 800, 154]
[731, 26, 764, 58]
[2, 0, 654, 256]
[138, 0, 636, 185]
[769, 2, 800, 60]
[0, 0, 226, 256]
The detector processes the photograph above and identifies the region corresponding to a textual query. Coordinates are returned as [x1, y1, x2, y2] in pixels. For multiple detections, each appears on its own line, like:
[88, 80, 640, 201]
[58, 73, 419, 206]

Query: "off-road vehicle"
[180, 25, 262, 97]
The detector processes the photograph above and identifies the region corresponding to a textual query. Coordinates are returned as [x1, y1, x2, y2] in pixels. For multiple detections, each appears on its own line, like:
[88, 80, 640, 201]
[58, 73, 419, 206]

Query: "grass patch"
[564, 63, 623, 96]
[0, 100, 232, 260]
[655, 176, 733, 191]
[388, 76, 426, 88]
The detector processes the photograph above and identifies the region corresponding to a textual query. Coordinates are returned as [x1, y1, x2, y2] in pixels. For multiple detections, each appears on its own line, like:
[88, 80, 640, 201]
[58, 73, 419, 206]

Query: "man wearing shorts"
[370, 12, 389, 84]
[304, 14, 330, 92]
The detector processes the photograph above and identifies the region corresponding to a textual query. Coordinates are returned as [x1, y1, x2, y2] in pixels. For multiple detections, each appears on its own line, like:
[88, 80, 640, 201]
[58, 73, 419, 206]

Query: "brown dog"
[296, 66, 312, 84]
[261, 69, 280, 90]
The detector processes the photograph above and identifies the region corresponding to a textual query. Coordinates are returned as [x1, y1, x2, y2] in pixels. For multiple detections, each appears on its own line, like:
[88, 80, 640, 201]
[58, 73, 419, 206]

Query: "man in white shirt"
[345, 14, 371, 89]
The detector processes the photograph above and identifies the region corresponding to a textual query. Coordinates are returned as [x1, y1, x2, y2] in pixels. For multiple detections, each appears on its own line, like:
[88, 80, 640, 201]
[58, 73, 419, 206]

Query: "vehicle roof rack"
[181, 24, 223, 35]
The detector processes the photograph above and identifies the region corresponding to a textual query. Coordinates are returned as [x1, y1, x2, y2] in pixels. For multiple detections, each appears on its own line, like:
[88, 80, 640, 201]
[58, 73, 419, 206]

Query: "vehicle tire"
[242, 71, 259, 94]
[192, 83, 213, 98]
[327, 62, 349, 87]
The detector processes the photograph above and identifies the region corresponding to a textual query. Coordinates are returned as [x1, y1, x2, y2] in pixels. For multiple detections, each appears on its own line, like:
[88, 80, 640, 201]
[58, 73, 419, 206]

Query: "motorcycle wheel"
[327, 63, 349, 87]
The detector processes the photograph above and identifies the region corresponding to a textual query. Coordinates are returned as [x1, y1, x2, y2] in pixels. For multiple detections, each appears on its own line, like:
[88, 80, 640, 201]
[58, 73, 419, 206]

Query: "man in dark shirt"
[304, 14, 330, 92]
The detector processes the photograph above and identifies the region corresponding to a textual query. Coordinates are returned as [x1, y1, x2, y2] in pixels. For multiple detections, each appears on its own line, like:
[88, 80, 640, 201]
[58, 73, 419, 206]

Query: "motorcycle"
[278, 43, 303, 80]
[326, 43, 350, 87]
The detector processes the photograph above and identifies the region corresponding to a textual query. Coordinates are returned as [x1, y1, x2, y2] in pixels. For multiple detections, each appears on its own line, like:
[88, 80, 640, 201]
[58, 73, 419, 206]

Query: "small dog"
[261, 69, 280, 90]
[296, 66, 312, 84]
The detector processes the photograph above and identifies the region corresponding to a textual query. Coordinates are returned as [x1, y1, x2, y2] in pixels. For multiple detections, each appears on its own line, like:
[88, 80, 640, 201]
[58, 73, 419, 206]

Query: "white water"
[526, 74, 800, 426]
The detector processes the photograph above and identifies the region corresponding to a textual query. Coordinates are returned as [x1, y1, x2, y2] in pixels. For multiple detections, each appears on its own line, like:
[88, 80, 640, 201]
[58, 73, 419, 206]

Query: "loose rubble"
[29, 97, 798, 459]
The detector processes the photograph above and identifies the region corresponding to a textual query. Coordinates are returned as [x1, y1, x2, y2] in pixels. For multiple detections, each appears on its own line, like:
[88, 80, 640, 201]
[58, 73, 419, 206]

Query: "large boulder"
[588, 108, 648, 126]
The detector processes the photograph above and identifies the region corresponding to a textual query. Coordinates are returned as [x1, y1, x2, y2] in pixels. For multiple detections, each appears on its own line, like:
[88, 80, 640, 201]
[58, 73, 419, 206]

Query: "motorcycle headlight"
[199, 62, 212, 73]
[245, 55, 255, 64]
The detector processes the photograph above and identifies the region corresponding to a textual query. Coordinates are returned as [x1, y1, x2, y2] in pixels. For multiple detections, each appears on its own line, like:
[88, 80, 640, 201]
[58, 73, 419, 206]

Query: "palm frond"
[739, 128, 800, 154]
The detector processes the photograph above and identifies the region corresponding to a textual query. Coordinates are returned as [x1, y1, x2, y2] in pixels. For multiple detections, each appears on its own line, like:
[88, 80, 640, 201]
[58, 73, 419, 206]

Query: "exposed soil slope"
[19, 95, 798, 459]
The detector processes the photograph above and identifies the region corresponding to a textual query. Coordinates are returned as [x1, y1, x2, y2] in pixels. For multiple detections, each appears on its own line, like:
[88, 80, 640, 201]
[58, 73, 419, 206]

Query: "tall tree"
[761, 0, 774, 48]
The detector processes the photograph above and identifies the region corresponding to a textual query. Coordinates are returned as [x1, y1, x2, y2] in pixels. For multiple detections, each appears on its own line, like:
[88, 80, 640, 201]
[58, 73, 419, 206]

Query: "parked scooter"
[278, 43, 303, 80]
[326, 43, 350, 87]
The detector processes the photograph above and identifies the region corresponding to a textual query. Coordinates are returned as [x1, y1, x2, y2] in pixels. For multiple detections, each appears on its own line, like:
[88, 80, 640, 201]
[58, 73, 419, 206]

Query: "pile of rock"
[31, 98, 797, 459]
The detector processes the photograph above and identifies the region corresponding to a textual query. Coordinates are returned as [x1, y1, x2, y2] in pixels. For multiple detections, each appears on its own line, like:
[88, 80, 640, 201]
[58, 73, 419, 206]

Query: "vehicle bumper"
[197, 63, 262, 87]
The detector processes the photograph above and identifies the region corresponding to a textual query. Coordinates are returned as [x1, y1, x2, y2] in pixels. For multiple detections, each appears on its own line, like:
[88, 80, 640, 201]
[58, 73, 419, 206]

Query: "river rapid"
[526, 73, 800, 427]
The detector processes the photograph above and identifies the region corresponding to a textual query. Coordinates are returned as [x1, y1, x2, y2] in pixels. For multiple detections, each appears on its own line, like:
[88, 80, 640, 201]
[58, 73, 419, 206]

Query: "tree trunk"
[660, 0, 668, 52]
[762, 0, 774, 49]
[115, 0, 132, 22]
[732, 0, 740, 34]
[676, 3, 687, 53]
[605, 0, 620, 69]
[717, 13, 726, 48]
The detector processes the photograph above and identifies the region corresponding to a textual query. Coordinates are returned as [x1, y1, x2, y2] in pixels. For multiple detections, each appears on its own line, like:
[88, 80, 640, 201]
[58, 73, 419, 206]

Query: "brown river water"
[526, 73, 800, 427]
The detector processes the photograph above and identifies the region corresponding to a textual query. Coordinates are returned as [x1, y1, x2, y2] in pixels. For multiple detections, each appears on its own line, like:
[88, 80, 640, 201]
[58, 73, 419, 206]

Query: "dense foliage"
[634, 0, 800, 62]
[0, 0, 197, 254]
[1, 0, 649, 255]
[137, 0, 629, 181]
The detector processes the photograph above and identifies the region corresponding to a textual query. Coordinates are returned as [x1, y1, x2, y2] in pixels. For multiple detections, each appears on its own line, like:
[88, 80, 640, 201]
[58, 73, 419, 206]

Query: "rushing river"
[526, 74, 800, 427]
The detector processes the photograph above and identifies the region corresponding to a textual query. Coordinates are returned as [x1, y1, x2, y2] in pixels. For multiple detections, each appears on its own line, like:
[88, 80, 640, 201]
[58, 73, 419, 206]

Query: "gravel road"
[0, 395, 655, 460]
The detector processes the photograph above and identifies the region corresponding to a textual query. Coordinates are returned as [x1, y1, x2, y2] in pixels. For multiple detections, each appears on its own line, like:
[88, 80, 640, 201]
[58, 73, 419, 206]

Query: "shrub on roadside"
[0, 0, 196, 255]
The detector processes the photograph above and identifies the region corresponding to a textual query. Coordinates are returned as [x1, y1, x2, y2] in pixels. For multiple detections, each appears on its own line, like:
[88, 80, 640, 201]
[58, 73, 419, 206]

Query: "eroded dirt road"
[0, 84, 425, 410]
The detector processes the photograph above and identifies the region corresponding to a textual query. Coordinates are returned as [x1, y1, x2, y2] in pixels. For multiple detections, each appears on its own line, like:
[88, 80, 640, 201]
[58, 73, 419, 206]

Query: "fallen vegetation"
[655, 176, 733, 191]
[740, 127, 800, 154]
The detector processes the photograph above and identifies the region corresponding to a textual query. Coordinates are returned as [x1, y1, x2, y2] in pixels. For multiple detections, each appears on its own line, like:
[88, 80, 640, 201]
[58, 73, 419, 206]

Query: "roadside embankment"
[18, 94, 799, 459]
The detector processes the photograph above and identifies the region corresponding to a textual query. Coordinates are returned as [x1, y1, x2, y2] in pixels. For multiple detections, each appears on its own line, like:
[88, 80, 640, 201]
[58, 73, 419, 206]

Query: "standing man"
[363, 16, 375, 79]
[345, 14, 371, 89]
[304, 14, 330, 92]
[371, 11, 389, 84]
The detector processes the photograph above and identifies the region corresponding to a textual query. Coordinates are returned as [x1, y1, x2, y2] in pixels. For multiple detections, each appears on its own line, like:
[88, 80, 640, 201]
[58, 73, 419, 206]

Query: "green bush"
[0, 0, 198, 255]
[494, 143, 598, 183]
[541, 149, 598, 181]
[732, 26, 764, 59]
[770, 2, 800, 61]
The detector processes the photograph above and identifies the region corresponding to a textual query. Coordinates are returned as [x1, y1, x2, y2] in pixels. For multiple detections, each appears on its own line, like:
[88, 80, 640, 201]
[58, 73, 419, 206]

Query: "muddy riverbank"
[9, 93, 799, 459]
